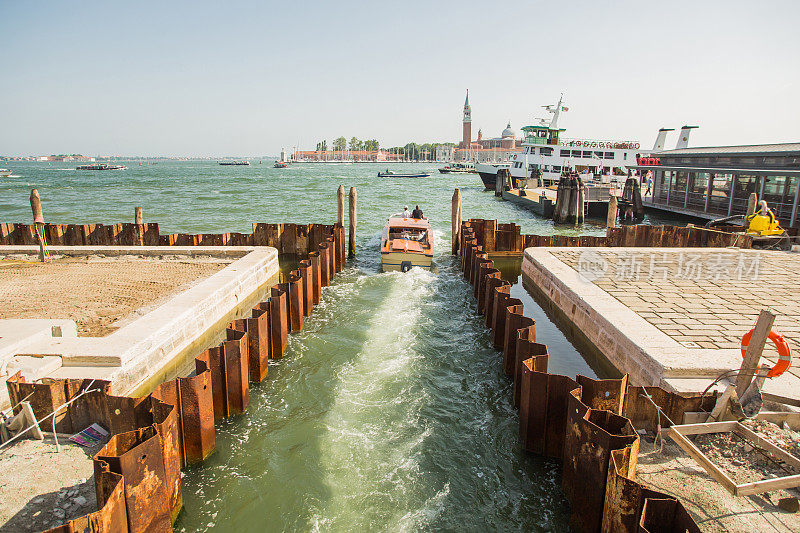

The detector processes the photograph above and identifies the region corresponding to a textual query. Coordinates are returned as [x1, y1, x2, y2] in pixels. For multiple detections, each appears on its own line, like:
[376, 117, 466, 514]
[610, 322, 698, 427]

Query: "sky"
[1, 0, 798, 157]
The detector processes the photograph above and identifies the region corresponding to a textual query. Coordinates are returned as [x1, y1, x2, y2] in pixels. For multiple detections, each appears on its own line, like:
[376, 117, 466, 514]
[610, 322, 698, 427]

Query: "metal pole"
[704, 172, 713, 213]
[791, 176, 800, 227]
[666, 170, 673, 206]
[728, 174, 737, 216]
[683, 172, 690, 209]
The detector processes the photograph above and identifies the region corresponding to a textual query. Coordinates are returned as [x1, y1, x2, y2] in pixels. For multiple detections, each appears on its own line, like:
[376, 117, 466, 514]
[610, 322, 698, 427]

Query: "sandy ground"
[0, 255, 229, 336]
[0, 436, 102, 532]
[636, 426, 800, 532]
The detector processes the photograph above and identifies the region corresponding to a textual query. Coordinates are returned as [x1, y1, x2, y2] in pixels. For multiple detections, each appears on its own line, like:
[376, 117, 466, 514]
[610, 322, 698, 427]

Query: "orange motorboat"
[380, 214, 433, 272]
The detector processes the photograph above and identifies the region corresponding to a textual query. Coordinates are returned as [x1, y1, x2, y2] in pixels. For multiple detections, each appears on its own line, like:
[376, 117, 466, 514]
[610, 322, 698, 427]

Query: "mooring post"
[337, 185, 345, 226]
[29, 189, 46, 262]
[606, 195, 618, 230]
[348, 186, 357, 257]
[451, 188, 462, 255]
[134, 206, 144, 246]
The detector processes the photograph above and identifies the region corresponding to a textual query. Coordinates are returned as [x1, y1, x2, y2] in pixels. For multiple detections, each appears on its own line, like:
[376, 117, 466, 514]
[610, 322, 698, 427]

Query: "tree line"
[313, 138, 456, 161]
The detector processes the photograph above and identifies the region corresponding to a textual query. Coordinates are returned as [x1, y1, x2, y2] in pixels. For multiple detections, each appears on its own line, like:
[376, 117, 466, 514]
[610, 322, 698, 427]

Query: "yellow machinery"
[746, 200, 785, 236]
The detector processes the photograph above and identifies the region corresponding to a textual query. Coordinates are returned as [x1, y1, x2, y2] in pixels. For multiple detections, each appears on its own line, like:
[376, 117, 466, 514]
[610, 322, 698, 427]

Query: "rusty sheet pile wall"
[5, 225, 346, 533]
[461, 222, 717, 532]
[0, 221, 347, 257]
[461, 218, 752, 254]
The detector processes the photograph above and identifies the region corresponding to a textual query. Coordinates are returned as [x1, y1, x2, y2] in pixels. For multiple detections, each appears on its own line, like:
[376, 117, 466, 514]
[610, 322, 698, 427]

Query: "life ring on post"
[740, 329, 792, 378]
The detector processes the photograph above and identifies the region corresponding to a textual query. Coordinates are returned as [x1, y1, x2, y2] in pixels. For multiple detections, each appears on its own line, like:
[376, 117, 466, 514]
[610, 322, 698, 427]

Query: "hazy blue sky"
[1, 0, 798, 156]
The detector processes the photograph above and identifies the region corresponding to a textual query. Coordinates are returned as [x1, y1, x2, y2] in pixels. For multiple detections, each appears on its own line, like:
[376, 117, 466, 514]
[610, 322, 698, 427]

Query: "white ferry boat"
[476, 96, 664, 189]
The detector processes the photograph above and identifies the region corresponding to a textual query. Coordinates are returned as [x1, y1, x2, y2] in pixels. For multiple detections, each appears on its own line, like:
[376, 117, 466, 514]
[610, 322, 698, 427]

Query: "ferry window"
[583, 151, 592, 158]
[604, 152, 614, 159]
[560, 150, 570, 157]
[552, 165, 562, 172]
[572, 150, 582, 157]
[594, 151, 604, 158]
[540, 147, 553, 156]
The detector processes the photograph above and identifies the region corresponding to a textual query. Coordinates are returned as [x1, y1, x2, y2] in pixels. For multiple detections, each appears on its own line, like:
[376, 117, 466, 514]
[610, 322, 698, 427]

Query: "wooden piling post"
[135, 206, 144, 246]
[607, 196, 618, 230]
[337, 185, 345, 226]
[348, 187, 357, 257]
[30, 189, 46, 262]
[746, 193, 758, 217]
[452, 188, 462, 255]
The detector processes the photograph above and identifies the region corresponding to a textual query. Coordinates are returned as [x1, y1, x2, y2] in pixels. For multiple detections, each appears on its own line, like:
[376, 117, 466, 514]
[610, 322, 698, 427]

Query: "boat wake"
[314, 267, 434, 530]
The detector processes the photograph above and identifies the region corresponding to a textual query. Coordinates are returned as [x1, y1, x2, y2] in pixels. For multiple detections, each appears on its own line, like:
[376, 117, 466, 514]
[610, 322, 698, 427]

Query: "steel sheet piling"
[484, 278, 509, 328]
[308, 251, 322, 305]
[491, 285, 512, 349]
[562, 393, 639, 533]
[501, 301, 525, 377]
[478, 268, 500, 315]
[269, 286, 289, 358]
[223, 328, 250, 415]
[299, 259, 313, 316]
[94, 427, 172, 533]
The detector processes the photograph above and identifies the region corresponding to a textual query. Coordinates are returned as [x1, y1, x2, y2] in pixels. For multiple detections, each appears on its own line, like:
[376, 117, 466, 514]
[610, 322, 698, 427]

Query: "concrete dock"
[503, 185, 616, 218]
[522, 246, 800, 398]
[0, 246, 279, 410]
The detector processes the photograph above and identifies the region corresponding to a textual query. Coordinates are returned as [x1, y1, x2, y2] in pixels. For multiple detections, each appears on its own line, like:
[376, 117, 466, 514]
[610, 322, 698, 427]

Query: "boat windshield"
[387, 227, 428, 245]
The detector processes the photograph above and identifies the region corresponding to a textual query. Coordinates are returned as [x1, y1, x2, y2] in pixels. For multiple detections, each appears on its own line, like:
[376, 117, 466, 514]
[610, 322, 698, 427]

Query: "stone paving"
[552, 248, 800, 382]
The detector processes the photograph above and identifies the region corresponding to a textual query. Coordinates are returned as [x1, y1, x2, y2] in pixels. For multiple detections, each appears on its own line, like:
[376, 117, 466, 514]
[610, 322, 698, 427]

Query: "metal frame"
[669, 421, 800, 496]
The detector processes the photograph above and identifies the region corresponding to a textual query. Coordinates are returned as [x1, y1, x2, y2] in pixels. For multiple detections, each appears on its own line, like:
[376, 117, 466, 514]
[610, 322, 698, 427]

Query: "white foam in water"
[313, 267, 436, 529]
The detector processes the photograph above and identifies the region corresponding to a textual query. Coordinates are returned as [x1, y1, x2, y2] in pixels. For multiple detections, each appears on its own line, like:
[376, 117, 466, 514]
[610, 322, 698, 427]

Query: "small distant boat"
[0, 169, 12, 177]
[219, 160, 250, 166]
[438, 162, 476, 174]
[76, 164, 126, 170]
[274, 161, 288, 168]
[380, 214, 433, 272]
[377, 170, 430, 178]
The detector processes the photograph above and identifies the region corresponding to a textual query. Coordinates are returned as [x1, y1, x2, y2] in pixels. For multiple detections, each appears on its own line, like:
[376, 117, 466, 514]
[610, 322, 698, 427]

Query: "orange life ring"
[740, 329, 792, 378]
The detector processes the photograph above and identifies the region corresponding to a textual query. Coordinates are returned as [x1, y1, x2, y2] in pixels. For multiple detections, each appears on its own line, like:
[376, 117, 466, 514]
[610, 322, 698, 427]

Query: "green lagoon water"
[1, 161, 680, 531]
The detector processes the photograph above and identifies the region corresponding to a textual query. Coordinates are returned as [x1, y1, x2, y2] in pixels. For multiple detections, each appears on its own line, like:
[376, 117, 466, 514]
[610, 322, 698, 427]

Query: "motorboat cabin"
[380, 215, 433, 272]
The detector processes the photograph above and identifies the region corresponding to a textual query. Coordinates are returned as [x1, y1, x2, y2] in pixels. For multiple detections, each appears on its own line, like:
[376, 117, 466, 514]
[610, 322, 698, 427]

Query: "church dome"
[501, 122, 515, 138]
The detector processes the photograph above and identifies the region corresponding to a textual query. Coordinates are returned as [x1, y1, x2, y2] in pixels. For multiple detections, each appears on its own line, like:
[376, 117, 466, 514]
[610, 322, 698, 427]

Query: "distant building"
[636, 142, 800, 228]
[436, 145, 455, 162]
[454, 90, 521, 162]
[292, 150, 402, 162]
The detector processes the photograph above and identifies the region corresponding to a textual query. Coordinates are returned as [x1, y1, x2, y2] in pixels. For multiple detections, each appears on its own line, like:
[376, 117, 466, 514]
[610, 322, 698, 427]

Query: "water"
[0, 161, 684, 531]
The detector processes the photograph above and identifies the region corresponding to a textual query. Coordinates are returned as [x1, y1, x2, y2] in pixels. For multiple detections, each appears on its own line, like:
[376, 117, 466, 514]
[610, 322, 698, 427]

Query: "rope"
[639, 388, 675, 453]
[0, 381, 99, 453]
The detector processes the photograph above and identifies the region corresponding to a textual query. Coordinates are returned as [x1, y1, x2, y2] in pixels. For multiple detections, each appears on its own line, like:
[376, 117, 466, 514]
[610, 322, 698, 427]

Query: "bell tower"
[462, 89, 471, 149]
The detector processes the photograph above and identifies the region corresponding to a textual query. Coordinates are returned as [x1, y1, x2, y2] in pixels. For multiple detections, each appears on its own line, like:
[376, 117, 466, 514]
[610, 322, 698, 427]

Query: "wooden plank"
[752, 411, 800, 430]
[736, 474, 800, 496]
[669, 426, 738, 495]
[670, 421, 737, 436]
[762, 392, 800, 409]
[736, 310, 775, 396]
[706, 384, 736, 422]
[671, 420, 800, 497]
[734, 424, 800, 471]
